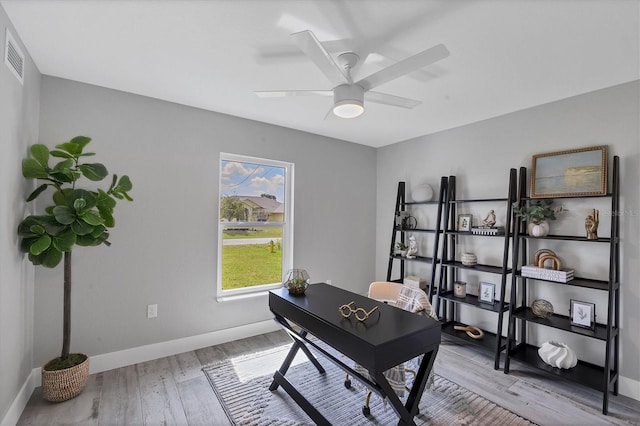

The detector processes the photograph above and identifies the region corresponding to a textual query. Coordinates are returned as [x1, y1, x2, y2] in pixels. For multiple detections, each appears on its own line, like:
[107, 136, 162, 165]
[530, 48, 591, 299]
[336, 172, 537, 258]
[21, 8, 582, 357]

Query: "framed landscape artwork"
[530, 145, 607, 198]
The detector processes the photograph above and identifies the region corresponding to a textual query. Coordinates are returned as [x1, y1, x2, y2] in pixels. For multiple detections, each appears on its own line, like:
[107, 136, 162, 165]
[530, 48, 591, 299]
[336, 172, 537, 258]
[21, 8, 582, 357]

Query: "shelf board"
[394, 226, 439, 233]
[519, 234, 611, 243]
[508, 343, 611, 392]
[515, 272, 609, 290]
[389, 254, 435, 264]
[448, 198, 509, 204]
[439, 291, 509, 313]
[512, 307, 614, 340]
[401, 200, 440, 206]
[441, 321, 507, 352]
[441, 260, 510, 275]
[521, 194, 612, 200]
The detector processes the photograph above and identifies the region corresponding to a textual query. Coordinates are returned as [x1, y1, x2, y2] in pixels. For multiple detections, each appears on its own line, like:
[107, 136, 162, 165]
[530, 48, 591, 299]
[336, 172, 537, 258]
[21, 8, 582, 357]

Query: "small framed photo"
[457, 214, 473, 232]
[570, 299, 596, 330]
[479, 282, 495, 304]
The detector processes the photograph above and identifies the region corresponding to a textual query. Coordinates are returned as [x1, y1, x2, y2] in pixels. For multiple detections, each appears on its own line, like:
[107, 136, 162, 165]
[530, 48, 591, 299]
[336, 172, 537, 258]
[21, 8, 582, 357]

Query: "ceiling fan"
[255, 30, 449, 118]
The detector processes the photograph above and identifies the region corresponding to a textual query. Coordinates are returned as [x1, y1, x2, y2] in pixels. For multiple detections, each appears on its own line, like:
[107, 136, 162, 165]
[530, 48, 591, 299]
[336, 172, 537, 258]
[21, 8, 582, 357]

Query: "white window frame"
[217, 153, 293, 300]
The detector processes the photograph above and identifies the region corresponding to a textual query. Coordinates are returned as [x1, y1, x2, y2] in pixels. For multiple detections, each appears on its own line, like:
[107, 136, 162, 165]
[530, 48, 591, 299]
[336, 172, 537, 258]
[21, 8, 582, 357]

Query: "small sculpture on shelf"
[482, 209, 497, 227]
[585, 209, 599, 240]
[406, 236, 418, 259]
[531, 299, 554, 318]
[538, 341, 577, 369]
[394, 241, 408, 257]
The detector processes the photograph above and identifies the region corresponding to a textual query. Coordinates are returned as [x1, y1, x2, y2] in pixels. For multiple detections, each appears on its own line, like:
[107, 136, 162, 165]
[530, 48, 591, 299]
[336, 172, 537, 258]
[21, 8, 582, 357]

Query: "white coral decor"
[538, 341, 578, 369]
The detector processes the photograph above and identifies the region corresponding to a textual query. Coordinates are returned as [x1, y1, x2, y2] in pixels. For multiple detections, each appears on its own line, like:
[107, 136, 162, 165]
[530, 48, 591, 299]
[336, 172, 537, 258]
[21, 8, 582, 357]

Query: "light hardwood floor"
[18, 331, 640, 425]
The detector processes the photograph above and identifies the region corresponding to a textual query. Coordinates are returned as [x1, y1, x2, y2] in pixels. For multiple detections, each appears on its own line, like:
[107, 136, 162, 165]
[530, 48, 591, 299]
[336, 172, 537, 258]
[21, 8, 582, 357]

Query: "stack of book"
[521, 265, 574, 283]
[471, 226, 505, 236]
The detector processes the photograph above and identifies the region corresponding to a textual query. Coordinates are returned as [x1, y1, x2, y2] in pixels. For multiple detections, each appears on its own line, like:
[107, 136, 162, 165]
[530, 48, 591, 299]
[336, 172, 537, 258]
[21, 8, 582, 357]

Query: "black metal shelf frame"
[387, 177, 449, 300]
[434, 169, 518, 371]
[504, 156, 620, 415]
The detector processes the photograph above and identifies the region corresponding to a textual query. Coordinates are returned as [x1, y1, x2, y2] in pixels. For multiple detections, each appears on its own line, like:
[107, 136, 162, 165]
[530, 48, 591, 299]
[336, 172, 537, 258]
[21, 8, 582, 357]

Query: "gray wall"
[0, 7, 40, 422]
[376, 81, 640, 385]
[34, 76, 377, 366]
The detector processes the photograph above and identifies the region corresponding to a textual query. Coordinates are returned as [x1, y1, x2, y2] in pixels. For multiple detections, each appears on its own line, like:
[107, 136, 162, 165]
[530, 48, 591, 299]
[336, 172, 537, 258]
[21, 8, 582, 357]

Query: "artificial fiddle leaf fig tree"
[18, 136, 132, 400]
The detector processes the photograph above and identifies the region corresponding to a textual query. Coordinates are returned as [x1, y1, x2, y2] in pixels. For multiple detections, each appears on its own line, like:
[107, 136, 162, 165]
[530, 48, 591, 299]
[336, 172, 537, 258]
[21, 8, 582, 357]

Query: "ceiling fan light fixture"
[333, 84, 365, 118]
[333, 99, 364, 118]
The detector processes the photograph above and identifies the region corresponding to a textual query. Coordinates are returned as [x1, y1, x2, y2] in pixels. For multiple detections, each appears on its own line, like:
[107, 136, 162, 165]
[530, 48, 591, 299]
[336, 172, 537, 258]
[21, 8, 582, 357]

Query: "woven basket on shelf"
[41, 355, 89, 402]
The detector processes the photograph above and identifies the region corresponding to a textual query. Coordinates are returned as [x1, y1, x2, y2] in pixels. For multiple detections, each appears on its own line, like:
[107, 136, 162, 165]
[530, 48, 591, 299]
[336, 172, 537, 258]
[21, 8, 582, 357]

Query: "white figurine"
[406, 236, 418, 259]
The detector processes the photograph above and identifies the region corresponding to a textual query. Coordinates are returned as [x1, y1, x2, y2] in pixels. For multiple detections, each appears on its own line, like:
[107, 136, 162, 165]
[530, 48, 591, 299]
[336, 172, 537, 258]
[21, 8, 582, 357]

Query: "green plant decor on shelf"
[512, 199, 565, 225]
[18, 136, 132, 369]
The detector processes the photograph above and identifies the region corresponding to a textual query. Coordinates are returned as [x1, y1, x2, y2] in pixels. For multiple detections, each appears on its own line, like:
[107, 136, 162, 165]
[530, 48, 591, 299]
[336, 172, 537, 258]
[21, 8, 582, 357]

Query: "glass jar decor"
[283, 269, 310, 295]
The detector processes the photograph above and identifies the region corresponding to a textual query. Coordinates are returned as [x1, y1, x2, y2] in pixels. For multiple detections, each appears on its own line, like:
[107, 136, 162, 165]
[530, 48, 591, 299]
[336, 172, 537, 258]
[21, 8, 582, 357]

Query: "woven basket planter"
[41, 355, 89, 402]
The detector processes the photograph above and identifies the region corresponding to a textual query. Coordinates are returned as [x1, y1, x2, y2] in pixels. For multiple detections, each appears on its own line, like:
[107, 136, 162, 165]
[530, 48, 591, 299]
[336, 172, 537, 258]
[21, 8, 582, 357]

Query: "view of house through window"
[218, 153, 292, 297]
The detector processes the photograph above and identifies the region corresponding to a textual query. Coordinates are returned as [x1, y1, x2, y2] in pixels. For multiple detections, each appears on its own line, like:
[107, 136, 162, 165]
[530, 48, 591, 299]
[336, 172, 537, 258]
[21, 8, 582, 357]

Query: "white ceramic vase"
[528, 221, 550, 237]
[538, 341, 577, 369]
[411, 182, 434, 202]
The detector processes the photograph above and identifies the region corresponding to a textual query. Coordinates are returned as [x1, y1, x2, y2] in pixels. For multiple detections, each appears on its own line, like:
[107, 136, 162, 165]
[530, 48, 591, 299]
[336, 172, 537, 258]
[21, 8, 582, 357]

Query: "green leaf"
[78, 152, 96, 157]
[73, 198, 87, 210]
[67, 189, 97, 210]
[53, 206, 76, 225]
[55, 142, 81, 156]
[29, 224, 45, 235]
[52, 229, 76, 252]
[20, 237, 38, 253]
[79, 209, 104, 226]
[50, 150, 73, 159]
[53, 158, 73, 170]
[122, 192, 133, 202]
[45, 206, 55, 215]
[115, 175, 133, 192]
[22, 158, 49, 179]
[71, 219, 94, 235]
[98, 207, 115, 227]
[18, 216, 46, 237]
[28, 252, 42, 266]
[70, 136, 91, 149]
[30, 235, 52, 256]
[90, 224, 106, 238]
[41, 216, 66, 235]
[40, 247, 63, 268]
[79, 163, 108, 181]
[30, 144, 50, 168]
[26, 184, 49, 202]
[96, 190, 116, 210]
[111, 192, 124, 200]
[53, 189, 71, 206]
[49, 169, 80, 183]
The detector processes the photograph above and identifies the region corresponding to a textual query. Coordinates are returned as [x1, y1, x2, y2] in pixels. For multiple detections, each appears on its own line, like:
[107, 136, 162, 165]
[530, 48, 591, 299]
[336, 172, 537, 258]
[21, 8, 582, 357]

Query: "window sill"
[216, 290, 271, 303]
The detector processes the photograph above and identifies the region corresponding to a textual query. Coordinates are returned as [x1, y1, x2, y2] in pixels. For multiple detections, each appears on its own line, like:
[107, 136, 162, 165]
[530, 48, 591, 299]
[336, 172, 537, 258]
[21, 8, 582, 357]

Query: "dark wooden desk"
[268, 283, 441, 426]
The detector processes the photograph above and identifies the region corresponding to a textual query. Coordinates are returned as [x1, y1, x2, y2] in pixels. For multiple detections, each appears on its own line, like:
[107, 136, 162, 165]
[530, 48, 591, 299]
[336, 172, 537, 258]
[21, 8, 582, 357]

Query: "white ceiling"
[2, 0, 639, 147]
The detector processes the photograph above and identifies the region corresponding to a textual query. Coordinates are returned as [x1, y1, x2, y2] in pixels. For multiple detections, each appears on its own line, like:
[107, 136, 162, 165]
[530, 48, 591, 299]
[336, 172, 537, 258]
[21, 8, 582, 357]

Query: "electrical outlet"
[147, 304, 157, 318]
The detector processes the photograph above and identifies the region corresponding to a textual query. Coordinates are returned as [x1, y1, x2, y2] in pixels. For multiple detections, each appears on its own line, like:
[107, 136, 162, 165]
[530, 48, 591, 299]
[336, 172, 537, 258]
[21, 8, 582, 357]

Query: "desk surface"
[269, 283, 440, 373]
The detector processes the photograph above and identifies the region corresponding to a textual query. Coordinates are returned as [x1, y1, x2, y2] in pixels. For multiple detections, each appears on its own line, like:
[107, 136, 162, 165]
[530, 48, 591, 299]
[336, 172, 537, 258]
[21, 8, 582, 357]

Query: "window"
[217, 153, 293, 299]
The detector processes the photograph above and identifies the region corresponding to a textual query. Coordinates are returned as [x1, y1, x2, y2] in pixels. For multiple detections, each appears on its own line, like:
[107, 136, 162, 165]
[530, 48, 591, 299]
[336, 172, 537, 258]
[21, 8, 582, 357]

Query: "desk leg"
[269, 330, 324, 392]
[373, 347, 439, 426]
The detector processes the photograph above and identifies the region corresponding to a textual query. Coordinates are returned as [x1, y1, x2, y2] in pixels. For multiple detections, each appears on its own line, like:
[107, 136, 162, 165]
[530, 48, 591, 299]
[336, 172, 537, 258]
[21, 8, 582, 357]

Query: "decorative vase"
[528, 221, 550, 237]
[283, 269, 310, 295]
[538, 341, 577, 369]
[461, 252, 477, 266]
[411, 182, 434, 202]
[41, 354, 90, 402]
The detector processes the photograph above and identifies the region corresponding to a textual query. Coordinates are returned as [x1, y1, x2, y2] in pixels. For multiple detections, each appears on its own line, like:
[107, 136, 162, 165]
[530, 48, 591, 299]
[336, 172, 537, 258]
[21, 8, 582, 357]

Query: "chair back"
[368, 281, 404, 304]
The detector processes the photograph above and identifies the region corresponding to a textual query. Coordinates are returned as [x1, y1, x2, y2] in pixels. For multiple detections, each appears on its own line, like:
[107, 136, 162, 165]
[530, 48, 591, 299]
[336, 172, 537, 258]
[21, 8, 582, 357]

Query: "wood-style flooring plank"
[177, 375, 231, 426]
[97, 365, 143, 425]
[169, 350, 204, 384]
[136, 357, 189, 425]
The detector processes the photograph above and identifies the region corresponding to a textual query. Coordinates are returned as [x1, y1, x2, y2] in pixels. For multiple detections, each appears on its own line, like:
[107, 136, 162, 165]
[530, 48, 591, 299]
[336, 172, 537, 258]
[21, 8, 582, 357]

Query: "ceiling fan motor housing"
[333, 84, 364, 118]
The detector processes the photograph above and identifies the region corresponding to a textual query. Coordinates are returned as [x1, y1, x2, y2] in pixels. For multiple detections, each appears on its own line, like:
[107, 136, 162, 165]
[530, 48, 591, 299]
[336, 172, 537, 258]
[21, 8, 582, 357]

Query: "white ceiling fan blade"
[291, 30, 350, 86]
[365, 91, 421, 109]
[357, 44, 449, 91]
[255, 90, 332, 98]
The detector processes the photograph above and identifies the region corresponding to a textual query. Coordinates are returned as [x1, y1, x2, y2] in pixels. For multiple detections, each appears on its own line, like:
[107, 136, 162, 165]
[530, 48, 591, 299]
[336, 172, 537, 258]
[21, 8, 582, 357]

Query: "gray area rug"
[203, 343, 535, 425]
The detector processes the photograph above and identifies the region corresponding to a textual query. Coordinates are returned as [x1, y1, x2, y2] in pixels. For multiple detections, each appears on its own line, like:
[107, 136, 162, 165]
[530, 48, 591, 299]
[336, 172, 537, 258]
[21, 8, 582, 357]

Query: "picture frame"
[530, 145, 607, 198]
[457, 214, 472, 232]
[570, 299, 596, 330]
[479, 282, 495, 304]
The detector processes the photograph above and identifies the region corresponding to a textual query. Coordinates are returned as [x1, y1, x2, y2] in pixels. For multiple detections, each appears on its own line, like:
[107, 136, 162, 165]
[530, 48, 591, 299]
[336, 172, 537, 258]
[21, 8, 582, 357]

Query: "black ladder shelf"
[504, 156, 620, 415]
[386, 177, 448, 300]
[434, 169, 517, 370]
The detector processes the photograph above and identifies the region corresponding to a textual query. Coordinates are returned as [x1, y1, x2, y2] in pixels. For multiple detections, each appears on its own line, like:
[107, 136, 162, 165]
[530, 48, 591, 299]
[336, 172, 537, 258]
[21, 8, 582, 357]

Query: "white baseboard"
[2, 319, 279, 425]
[619, 375, 640, 402]
[1, 371, 35, 426]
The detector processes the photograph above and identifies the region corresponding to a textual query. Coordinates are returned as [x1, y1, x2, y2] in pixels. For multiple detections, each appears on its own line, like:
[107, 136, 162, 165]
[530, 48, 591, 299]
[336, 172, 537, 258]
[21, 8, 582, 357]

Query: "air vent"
[4, 28, 24, 84]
